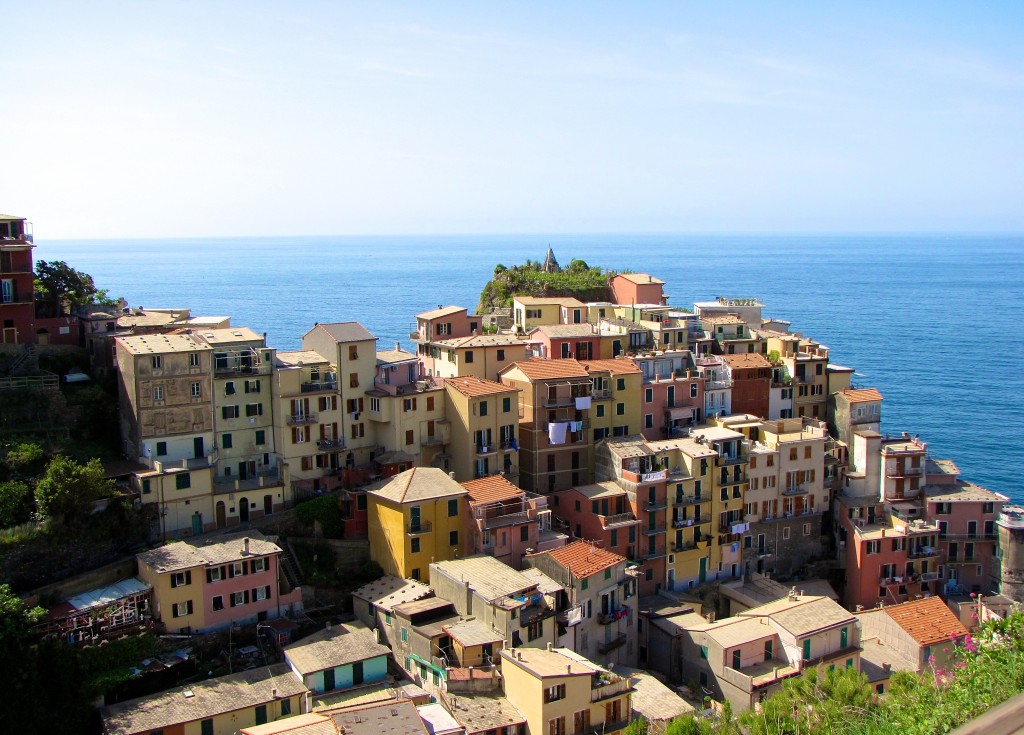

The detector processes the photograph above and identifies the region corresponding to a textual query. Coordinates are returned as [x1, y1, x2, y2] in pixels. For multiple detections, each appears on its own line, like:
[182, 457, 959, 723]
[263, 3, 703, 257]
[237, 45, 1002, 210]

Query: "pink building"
[609, 273, 667, 306]
[529, 323, 601, 361]
[631, 352, 704, 440]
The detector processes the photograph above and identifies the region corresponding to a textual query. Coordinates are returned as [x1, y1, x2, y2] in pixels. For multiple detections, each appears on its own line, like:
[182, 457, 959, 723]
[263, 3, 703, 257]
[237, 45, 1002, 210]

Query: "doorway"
[239, 497, 250, 523]
[216, 501, 226, 528]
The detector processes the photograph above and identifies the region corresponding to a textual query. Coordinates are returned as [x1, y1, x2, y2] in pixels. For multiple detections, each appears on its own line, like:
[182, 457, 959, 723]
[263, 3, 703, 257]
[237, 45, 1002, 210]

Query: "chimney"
[272, 688, 277, 698]
[882, 662, 891, 673]
[243, 537, 250, 555]
[450, 471, 456, 479]
[566, 664, 571, 674]
[547, 642, 553, 651]
[326, 621, 332, 631]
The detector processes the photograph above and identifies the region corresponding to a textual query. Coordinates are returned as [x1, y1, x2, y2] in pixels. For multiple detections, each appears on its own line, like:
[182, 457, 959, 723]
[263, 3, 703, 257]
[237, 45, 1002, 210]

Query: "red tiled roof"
[462, 475, 523, 504]
[840, 388, 884, 403]
[507, 358, 590, 381]
[445, 376, 518, 398]
[542, 540, 625, 579]
[581, 358, 641, 375]
[884, 597, 968, 647]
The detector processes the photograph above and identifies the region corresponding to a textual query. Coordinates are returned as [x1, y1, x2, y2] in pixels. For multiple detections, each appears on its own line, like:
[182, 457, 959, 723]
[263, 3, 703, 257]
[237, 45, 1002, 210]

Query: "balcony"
[782, 485, 809, 497]
[317, 438, 346, 451]
[907, 545, 940, 559]
[287, 413, 318, 425]
[590, 674, 632, 702]
[421, 434, 443, 447]
[941, 533, 997, 542]
[596, 633, 628, 655]
[407, 520, 433, 535]
[543, 392, 591, 408]
[499, 439, 517, 450]
[620, 468, 667, 485]
[475, 444, 498, 457]
[642, 499, 667, 511]
[921, 571, 941, 582]
[300, 378, 337, 393]
[213, 348, 268, 377]
[705, 379, 733, 390]
[716, 452, 748, 467]
[673, 495, 707, 507]
[409, 331, 423, 341]
[482, 508, 536, 530]
[214, 466, 282, 493]
[601, 512, 640, 529]
[597, 606, 630, 625]
[642, 525, 666, 536]
[591, 388, 613, 400]
[640, 548, 667, 561]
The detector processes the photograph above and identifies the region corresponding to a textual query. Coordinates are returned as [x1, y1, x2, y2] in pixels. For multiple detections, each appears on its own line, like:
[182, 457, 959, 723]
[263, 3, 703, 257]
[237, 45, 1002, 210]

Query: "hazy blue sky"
[3, 2, 1023, 237]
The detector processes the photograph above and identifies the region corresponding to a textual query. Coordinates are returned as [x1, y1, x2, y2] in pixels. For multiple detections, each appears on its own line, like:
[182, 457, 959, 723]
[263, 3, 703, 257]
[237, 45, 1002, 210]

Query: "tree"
[34, 260, 117, 315]
[34, 456, 112, 523]
[0, 481, 30, 528]
[3, 442, 44, 476]
[0, 583, 44, 732]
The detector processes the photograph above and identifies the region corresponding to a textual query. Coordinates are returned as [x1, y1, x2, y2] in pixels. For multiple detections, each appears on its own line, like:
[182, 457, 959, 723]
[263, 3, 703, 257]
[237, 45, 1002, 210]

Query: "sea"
[38, 233, 1024, 504]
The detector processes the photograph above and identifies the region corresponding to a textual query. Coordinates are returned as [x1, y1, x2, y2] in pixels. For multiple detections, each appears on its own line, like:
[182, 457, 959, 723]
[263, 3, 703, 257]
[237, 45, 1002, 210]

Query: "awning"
[667, 407, 693, 420]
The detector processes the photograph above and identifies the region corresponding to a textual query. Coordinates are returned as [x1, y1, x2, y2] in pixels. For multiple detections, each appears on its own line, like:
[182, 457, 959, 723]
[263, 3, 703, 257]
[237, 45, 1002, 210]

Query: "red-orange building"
[0, 215, 35, 345]
[723, 353, 772, 419]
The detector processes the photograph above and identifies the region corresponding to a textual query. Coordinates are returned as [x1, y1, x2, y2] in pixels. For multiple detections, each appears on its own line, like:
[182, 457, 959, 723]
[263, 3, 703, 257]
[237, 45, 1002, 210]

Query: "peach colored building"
[609, 273, 667, 306]
[631, 352, 703, 440]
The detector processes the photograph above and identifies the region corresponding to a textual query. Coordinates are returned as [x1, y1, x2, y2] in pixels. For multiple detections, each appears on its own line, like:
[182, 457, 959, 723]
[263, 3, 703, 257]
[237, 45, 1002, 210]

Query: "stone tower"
[541, 247, 560, 273]
[996, 505, 1024, 602]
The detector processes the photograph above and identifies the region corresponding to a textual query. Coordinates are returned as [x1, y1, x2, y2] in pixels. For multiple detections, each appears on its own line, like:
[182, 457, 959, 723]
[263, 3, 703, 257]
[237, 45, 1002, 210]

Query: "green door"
[191, 512, 202, 536]
[699, 557, 707, 583]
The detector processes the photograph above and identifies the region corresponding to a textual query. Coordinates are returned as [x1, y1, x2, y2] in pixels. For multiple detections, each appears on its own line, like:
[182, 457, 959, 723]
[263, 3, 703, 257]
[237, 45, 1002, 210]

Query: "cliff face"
[476, 257, 615, 312]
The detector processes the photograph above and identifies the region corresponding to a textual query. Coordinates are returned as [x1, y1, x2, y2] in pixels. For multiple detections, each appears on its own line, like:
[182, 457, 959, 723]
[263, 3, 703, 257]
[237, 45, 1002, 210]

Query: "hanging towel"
[575, 396, 592, 410]
[548, 422, 568, 445]
[510, 438, 519, 451]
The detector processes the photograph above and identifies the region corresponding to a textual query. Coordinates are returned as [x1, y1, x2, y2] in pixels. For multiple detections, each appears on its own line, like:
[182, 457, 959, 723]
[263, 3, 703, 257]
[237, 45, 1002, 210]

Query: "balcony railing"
[317, 438, 346, 451]
[907, 546, 940, 559]
[782, 485, 809, 496]
[300, 379, 337, 393]
[673, 495, 707, 506]
[475, 445, 498, 456]
[642, 525, 666, 536]
[287, 413, 318, 425]
[643, 499, 667, 511]
[596, 633, 628, 655]
[543, 392, 591, 408]
[214, 467, 282, 493]
[407, 521, 433, 535]
[941, 533, 997, 542]
[601, 512, 640, 528]
[482, 509, 535, 529]
[597, 606, 630, 625]
[716, 452, 748, 467]
[591, 388, 613, 400]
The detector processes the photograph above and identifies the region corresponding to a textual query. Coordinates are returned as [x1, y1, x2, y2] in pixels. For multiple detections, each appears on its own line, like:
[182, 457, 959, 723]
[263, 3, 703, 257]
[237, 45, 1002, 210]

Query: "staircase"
[276, 537, 304, 591]
[9, 345, 39, 376]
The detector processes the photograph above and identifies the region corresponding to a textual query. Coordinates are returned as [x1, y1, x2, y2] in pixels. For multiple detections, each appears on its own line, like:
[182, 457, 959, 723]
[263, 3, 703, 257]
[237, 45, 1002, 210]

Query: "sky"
[2, 1, 1024, 238]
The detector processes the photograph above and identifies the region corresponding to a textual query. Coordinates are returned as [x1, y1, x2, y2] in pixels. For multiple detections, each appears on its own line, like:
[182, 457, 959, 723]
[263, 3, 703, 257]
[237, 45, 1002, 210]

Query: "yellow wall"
[139, 559, 206, 632]
[181, 695, 303, 735]
[368, 494, 466, 582]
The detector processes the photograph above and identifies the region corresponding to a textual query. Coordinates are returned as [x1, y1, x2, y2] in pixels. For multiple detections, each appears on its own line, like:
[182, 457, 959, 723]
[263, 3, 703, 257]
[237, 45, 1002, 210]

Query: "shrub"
[294, 494, 345, 538]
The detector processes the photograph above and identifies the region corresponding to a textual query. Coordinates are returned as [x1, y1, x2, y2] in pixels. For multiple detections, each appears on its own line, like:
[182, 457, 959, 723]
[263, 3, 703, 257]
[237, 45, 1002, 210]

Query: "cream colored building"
[443, 376, 521, 483]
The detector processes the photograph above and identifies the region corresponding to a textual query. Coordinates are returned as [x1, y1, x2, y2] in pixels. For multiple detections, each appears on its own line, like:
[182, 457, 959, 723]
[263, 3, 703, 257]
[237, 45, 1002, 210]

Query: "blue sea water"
[39, 233, 1024, 503]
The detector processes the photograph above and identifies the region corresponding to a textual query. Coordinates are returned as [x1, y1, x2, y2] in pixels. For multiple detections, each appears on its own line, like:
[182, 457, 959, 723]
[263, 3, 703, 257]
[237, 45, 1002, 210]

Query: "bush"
[0, 481, 31, 528]
[294, 494, 345, 538]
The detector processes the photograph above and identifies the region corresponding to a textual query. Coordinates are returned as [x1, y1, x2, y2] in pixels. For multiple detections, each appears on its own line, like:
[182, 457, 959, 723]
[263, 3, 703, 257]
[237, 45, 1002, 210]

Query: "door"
[352, 660, 364, 686]
[191, 512, 202, 535]
[612, 339, 622, 357]
[216, 501, 226, 529]
[1, 328, 16, 344]
[264, 494, 273, 516]
[699, 557, 707, 583]
[194, 436, 204, 459]
[239, 497, 250, 523]
[323, 668, 336, 691]
[239, 462, 250, 481]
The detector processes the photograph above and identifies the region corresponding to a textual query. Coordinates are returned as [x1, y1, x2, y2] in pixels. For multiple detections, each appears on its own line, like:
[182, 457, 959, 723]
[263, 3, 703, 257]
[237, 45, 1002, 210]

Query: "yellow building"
[582, 359, 642, 445]
[443, 376, 521, 483]
[513, 296, 586, 333]
[101, 664, 307, 735]
[690, 426, 750, 582]
[428, 334, 534, 381]
[367, 467, 468, 582]
[133, 461, 217, 539]
[499, 647, 634, 735]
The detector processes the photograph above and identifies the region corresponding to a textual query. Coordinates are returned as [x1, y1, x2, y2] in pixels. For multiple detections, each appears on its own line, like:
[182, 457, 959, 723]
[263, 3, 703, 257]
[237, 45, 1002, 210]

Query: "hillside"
[476, 251, 615, 312]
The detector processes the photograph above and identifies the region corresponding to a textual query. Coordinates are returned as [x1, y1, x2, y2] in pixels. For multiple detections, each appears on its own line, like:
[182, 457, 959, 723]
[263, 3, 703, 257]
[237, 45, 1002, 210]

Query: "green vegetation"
[295, 493, 345, 538]
[477, 257, 614, 312]
[34, 455, 113, 524]
[34, 259, 119, 316]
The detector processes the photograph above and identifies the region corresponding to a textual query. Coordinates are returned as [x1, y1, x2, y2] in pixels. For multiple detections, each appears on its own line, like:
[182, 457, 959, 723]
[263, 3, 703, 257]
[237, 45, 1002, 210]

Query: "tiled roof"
[541, 540, 625, 579]
[102, 664, 307, 735]
[581, 358, 641, 375]
[377, 348, 418, 364]
[433, 334, 529, 347]
[329, 700, 428, 735]
[367, 468, 467, 504]
[444, 619, 505, 647]
[533, 324, 597, 338]
[519, 567, 563, 595]
[442, 694, 526, 734]
[514, 296, 586, 307]
[701, 313, 744, 324]
[839, 388, 884, 403]
[417, 305, 467, 320]
[740, 595, 855, 637]
[615, 273, 665, 285]
[284, 622, 390, 675]
[445, 376, 518, 398]
[462, 475, 524, 504]
[116, 333, 211, 355]
[616, 666, 692, 721]
[568, 481, 627, 499]
[352, 575, 432, 611]
[883, 597, 969, 646]
[722, 353, 772, 369]
[923, 479, 1006, 503]
[500, 646, 603, 678]
[505, 358, 589, 380]
[137, 531, 282, 573]
[275, 350, 331, 367]
[310, 680, 428, 711]
[430, 555, 536, 602]
[312, 321, 376, 343]
[241, 713, 337, 735]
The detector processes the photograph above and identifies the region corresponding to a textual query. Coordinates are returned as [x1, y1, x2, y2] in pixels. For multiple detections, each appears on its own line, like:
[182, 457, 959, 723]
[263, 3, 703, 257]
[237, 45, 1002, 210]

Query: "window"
[733, 650, 742, 669]
[802, 639, 811, 661]
[645, 388, 653, 403]
[153, 386, 165, 401]
[866, 540, 881, 554]
[223, 405, 240, 419]
[151, 356, 162, 369]
[156, 441, 168, 456]
[254, 430, 265, 445]
[351, 423, 365, 439]
[581, 578, 588, 591]
[803, 523, 811, 536]
[141, 479, 151, 495]
[616, 402, 625, 415]
[544, 684, 566, 703]
[255, 586, 269, 601]
[176, 473, 191, 490]
[190, 382, 202, 398]
[401, 627, 409, 643]
[700, 645, 709, 659]
[231, 591, 248, 607]
[201, 720, 213, 735]
[255, 705, 268, 726]
[448, 498, 459, 517]
[790, 448, 798, 461]
[281, 699, 291, 717]
[405, 429, 414, 445]
[252, 557, 267, 573]
[447, 529, 459, 547]
[479, 401, 488, 416]
[411, 538, 421, 553]
[244, 379, 261, 394]
[691, 382, 698, 397]
[403, 398, 417, 412]
[173, 600, 193, 618]
[171, 571, 192, 588]
[528, 620, 543, 641]
[222, 433, 233, 449]
[245, 403, 263, 417]
[782, 527, 791, 540]
[212, 596, 224, 611]
[983, 502, 994, 514]
[604, 568, 612, 580]
[411, 568, 421, 581]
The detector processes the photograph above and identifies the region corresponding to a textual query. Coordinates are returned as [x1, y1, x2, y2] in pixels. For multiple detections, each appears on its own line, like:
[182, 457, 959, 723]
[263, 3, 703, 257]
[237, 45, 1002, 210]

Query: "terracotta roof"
[581, 358, 641, 375]
[417, 305, 467, 320]
[368, 468, 467, 504]
[722, 353, 772, 369]
[540, 540, 625, 579]
[311, 321, 376, 343]
[445, 376, 518, 398]
[614, 273, 665, 285]
[441, 694, 526, 734]
[882, 597, 969, 646]
[839, 388, 884, 403]
[505, 358, 589, 381]
[462, 475, 524, 504]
